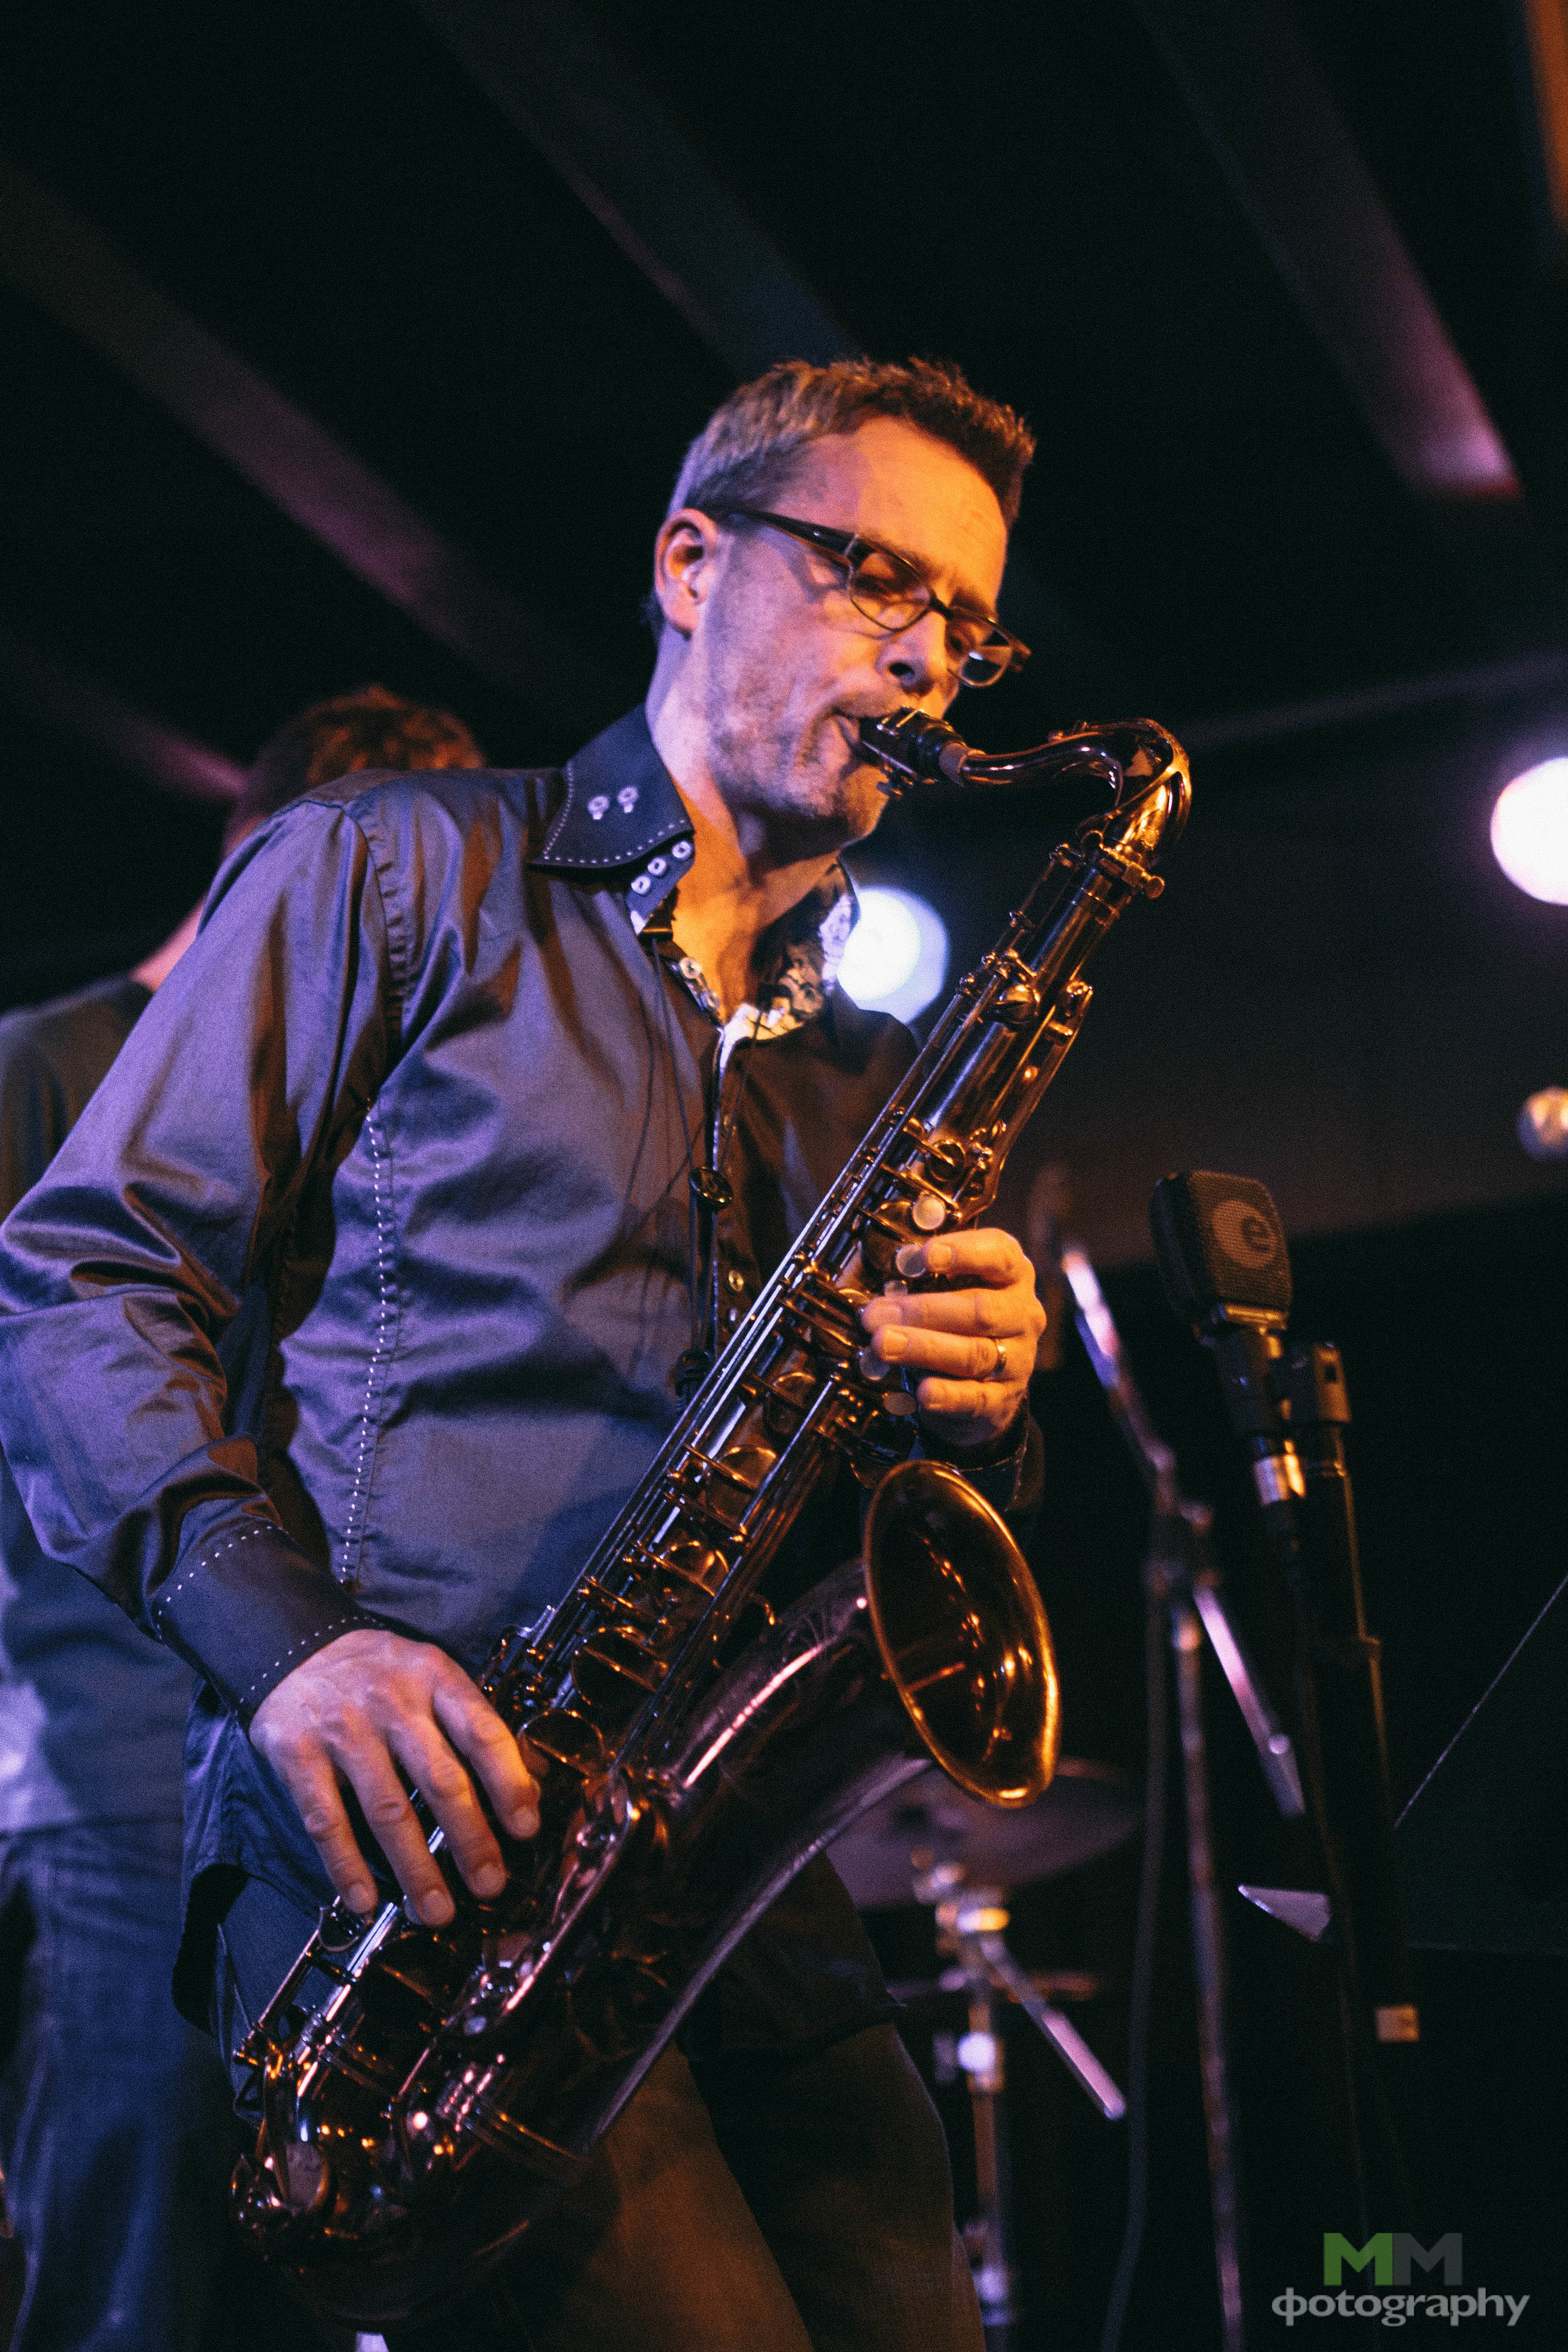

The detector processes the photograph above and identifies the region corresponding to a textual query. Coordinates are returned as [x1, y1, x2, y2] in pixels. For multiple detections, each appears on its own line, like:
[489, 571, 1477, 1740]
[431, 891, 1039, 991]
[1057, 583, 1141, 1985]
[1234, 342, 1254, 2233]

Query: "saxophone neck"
[1088, 719, 1192, 876]
[857, 709, 1191, 862]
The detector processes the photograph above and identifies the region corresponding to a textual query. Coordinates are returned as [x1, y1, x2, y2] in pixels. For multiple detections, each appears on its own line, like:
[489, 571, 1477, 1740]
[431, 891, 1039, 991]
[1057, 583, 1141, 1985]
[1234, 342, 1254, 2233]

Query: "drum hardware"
[891, 1968, 1102, 2008]
[829, 1755, 1140, 2343]
[921, 1867, 1127, 2126]
[893, 1854, 1127, 2351]
[828, 1757, 1141, 1912]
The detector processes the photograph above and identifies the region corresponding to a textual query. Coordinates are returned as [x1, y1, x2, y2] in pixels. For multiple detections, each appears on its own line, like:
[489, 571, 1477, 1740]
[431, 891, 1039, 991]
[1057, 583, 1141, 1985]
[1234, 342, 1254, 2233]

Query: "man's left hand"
[859, 1225, 1046, 1451]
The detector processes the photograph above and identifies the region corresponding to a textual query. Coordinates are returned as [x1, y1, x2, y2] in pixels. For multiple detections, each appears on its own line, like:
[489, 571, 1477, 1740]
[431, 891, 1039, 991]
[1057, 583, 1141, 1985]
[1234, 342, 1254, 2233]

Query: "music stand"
[1396, 1572, 1568, 1957]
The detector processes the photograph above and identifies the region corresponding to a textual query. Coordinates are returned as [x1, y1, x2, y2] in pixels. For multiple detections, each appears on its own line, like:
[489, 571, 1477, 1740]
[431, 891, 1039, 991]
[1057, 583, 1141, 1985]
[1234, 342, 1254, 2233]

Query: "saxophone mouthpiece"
[858, 709, 972, 793]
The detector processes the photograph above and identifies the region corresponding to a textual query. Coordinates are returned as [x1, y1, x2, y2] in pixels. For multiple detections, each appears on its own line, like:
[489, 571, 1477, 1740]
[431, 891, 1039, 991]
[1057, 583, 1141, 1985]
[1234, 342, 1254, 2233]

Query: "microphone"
[1147, 1170, 1291, 1330]
[1148, 1172, 1305, 1519]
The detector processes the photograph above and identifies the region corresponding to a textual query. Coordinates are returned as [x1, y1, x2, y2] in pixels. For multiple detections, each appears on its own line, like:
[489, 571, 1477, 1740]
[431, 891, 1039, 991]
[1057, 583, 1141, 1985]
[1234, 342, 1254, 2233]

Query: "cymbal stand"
[918, 1862, 1126, 2349]
[1056, 1246, 1306, 2352]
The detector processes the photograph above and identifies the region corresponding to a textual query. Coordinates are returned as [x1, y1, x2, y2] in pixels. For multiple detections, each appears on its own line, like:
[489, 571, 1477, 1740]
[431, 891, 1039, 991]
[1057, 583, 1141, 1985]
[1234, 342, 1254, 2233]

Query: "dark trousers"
[218, 1875, 983, 2352]
[0, 1820, 239, 2352]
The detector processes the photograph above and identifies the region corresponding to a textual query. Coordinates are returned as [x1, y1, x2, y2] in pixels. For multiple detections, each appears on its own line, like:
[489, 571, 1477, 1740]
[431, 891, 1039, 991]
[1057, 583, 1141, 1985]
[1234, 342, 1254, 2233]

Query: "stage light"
[838, 886, 950, 1023]
[1518, 1086, 1568, 1160]
[1490, 760, 1568, 903]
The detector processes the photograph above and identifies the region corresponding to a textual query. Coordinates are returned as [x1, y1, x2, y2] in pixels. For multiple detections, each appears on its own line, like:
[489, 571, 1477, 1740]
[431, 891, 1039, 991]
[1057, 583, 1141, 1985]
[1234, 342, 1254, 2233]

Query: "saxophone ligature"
[230, 709, 1190, 2326]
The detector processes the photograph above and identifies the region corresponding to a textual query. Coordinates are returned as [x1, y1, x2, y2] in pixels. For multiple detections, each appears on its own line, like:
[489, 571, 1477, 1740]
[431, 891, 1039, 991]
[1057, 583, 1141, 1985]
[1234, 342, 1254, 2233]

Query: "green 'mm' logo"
[1323, 2235, 1392, 2286]
[1323, 2235, 1463, 2286]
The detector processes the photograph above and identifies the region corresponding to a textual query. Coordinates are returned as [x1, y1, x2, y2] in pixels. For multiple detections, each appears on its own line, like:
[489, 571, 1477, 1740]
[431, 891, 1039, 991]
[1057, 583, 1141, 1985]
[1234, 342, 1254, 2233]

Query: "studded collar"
[532, 707, 859, 1027]
[532, 705, 691, 873]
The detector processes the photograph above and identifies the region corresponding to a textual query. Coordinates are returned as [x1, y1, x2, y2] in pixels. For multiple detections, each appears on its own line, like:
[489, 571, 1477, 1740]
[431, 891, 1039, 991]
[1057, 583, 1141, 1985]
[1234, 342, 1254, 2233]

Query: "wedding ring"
[992, 1340, 1008, 1380]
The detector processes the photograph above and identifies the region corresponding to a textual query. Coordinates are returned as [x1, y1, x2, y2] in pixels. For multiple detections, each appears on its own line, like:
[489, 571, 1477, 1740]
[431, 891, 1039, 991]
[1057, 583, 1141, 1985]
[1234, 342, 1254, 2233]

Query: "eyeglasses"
[714, 507, 1029, 689]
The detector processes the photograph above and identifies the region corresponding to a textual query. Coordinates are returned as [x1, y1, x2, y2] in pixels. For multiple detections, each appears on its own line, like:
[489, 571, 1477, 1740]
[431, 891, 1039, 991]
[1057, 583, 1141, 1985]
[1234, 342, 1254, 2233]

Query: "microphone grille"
[1149, 1171, 1293, 1326]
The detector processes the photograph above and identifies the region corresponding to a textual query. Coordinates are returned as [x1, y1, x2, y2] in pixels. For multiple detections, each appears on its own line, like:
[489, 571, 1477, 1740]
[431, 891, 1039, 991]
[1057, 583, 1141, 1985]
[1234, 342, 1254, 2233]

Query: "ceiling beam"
[1131, 0, 1522, 509]
[0, 623, 244, 802]
[0, 151, 620, 728]
[408, 0, 1089, 669]
[1181, 645, 1568, 759]
[409, 0, 851, 379]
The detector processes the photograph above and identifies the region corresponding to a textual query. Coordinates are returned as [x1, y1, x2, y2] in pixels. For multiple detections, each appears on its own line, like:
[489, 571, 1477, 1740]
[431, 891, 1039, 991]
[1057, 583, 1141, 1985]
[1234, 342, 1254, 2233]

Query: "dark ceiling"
[1, 0, 1565, 1250]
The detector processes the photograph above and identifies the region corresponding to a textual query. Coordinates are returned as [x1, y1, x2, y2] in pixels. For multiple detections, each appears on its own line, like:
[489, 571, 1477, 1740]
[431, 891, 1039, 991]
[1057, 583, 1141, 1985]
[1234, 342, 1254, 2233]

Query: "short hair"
[667, 356, 1035, 529]
[226, 684, 485, 844]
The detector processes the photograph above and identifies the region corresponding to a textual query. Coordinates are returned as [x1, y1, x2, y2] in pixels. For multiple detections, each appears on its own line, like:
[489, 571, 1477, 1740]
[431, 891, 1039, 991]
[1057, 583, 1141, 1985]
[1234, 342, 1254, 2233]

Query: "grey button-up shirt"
[0, 706, 1037, 2043]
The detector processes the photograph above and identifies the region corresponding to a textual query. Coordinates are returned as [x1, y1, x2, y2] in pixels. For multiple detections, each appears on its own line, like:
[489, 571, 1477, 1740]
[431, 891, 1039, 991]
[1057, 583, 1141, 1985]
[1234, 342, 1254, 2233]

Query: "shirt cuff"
[919, 1407, 1042, 1521]
[151, 1519, 380, 1726]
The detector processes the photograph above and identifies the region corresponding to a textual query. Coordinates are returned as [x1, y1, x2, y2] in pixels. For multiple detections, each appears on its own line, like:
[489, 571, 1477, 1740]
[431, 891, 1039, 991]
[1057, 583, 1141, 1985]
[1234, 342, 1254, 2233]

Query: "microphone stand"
[1222, 1332, 1420, 2230]
[1146, 1173, 1421, 2246]
[1057, 1243, 1305, 2352]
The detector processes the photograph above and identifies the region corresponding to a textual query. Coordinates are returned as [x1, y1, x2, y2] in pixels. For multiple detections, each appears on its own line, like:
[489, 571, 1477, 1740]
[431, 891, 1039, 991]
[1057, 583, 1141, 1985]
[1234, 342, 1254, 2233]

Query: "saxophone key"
[856, 1208, 908, 1282]
[852, 1418, 919, 1487]
[761, 1366, 820, 1434]
[686, 1439, 779, 1529]
[649, 1539, 728, 1599]
[920, 1136, 968, 1189]
[570, 1629, 669, 1714]
[520, 1708, 607, 1777]
[992, 979, 1043, 1030]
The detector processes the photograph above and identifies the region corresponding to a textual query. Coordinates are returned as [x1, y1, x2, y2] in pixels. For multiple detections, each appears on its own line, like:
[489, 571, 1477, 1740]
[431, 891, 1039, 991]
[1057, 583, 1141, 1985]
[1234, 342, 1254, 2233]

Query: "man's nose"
[884, 607, 953, 699]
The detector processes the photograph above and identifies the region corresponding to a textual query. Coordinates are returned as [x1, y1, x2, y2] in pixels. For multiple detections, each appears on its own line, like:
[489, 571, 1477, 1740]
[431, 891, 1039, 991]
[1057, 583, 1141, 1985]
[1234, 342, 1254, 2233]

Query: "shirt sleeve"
[0, 802, 402, 1722]
[0, 1028, 73, 1224]
[921, 1405, 1044, 1530]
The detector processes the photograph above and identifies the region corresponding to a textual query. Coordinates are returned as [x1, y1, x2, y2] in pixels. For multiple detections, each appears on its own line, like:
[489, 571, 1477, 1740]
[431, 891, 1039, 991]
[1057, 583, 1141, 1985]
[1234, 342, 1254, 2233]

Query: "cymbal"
[829, 1759, 1140, 1910]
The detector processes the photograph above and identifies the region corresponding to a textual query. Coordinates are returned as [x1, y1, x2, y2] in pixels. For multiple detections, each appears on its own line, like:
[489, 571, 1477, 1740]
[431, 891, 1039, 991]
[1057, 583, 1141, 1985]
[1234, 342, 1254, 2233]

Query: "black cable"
[1100, 1570, 1170, 2352]
[702, 1004, 764, 1360]
[651, 943, 764, 1379]
[651, 945, 706, 1366]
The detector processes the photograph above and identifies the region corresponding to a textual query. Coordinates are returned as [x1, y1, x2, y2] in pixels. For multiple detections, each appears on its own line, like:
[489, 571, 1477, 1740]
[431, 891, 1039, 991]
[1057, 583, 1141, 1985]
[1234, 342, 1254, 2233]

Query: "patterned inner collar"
[531, 707, 862, 1061]
[638, 865, 858, 1067]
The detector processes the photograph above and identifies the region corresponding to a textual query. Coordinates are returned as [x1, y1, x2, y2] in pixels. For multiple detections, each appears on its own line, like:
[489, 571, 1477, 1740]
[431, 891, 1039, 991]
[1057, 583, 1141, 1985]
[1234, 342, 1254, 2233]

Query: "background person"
[0, 686, 484, 2352]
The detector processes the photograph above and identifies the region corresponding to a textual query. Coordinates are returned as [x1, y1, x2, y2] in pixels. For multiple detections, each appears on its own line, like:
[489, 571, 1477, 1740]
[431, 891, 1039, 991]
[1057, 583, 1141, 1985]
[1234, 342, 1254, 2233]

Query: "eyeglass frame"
[708, 506, 1030, 688]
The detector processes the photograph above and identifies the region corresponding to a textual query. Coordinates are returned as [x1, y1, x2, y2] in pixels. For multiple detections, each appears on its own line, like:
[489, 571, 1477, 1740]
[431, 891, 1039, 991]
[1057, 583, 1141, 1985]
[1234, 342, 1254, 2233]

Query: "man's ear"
[651, 507, 723, 640]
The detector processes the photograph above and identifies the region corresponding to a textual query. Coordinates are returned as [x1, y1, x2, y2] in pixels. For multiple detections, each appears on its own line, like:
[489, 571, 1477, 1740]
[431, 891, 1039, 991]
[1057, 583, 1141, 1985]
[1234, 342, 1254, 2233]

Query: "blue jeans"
[0, 1820, 266, 2351]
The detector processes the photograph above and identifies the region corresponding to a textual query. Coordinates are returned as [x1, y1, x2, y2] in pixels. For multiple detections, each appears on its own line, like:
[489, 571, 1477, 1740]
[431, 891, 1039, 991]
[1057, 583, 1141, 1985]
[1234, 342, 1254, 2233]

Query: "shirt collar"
[529, 705, 696, 927]
[532, 706, 860, 1039]
[531, 706, 692, 873]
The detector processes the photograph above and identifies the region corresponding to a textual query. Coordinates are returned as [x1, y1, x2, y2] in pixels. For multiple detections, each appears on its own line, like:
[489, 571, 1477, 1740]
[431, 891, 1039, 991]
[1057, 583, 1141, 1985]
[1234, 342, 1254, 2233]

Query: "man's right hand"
[248, 1628, 542, 1925]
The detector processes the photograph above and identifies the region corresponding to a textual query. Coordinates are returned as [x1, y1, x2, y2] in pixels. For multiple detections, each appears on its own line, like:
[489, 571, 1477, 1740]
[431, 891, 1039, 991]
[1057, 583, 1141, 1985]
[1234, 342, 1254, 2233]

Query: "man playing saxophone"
[0, 358, 1050, 2349]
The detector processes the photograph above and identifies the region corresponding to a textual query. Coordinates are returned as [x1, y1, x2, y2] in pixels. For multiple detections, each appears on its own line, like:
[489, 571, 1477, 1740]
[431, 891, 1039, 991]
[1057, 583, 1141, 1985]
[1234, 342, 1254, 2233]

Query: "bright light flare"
[1490, 760, 1568, 903]
[838, 887, 950, 1023]
[1518, 1087, 1568, 1161]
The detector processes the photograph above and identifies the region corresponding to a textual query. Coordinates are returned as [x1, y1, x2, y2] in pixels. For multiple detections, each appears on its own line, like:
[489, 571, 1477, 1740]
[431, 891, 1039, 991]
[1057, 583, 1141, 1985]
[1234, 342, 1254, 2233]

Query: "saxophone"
[231, 708, 1190, 2326]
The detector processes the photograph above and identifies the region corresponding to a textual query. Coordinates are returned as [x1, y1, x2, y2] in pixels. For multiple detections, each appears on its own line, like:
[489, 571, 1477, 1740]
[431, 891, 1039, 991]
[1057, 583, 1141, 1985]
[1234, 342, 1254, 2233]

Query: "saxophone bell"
[866, 1461, 1059, 1808]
